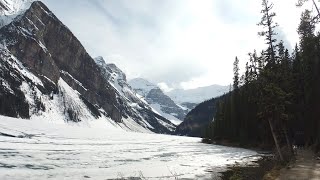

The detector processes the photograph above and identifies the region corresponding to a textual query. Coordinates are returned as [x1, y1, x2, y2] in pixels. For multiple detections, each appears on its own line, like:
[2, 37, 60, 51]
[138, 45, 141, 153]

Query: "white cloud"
[157, 82, 174, 92]
[42, 0, 307, 89]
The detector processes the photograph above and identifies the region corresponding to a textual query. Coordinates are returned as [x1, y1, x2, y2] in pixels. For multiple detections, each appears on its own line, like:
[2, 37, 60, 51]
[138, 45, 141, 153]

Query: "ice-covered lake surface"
[0, 116, 259, 180]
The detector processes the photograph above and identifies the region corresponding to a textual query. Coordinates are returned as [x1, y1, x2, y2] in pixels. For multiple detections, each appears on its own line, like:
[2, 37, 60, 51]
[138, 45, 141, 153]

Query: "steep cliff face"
[0, 1, 175, 133]
[0, 1, 122, 122]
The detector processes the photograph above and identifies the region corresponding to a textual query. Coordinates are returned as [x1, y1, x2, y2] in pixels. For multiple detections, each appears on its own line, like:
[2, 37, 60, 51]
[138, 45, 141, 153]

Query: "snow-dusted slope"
[0, 46, 143, 132]
[94, 57, 177, 129]
[0, 0, 33, 27]
[129, 78, 158, 97]
[94, 57, 148, 105]
[129, 78, 187, 124]
[167, 85, 230, 104]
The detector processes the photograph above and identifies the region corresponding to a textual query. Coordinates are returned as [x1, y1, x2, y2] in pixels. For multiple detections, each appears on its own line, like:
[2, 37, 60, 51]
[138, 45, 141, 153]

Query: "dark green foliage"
[175, 98, 217, 137]
[203, 0, 320, 156]
[296, 10, 320, 146]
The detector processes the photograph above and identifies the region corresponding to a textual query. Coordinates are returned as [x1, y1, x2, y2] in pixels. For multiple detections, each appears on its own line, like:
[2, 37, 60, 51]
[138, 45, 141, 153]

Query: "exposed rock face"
[0, 1, 175, 133]
[0, 50, 30, 118]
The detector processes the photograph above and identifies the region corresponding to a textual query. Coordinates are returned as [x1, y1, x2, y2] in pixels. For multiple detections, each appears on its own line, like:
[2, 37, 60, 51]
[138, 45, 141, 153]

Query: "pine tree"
[258, 0, 285, 161]
[201, 0, 320, 157]
[233, 57, 240, 90]
[298, 10, 320, 145]
[277, 41, 285, 64]
[258, 0, 278, 68]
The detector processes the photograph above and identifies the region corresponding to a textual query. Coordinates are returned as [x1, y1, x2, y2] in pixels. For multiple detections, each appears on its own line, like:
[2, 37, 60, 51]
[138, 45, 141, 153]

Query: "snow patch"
[60, 70, 87, 91]
[129, 78, 157, 97]
[0, 47, 43, 86]
[150, 104, 182, 126]
[0, 78, 14, 94]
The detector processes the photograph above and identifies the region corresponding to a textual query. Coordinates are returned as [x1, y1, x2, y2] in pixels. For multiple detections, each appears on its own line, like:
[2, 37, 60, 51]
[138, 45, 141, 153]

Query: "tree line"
[203, 0, 320, 161]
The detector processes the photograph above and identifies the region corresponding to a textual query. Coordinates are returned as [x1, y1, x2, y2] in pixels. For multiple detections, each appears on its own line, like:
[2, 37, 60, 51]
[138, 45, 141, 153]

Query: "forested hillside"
[175, 98, 217, 137]
[203, 0, 320, 161]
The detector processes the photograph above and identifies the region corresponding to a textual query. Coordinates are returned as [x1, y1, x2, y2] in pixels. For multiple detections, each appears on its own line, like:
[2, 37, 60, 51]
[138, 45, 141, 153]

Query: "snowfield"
[0, 116, 259, 180]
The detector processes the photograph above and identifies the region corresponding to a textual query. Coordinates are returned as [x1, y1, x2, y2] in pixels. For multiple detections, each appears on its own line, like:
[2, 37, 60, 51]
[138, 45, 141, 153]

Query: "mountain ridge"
[0, 0, 175, 133]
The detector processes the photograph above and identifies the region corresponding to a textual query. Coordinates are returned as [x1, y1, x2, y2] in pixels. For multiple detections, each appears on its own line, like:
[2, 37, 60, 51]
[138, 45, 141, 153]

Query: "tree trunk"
[283, 125, 294, 156]
[268, 118, 284, 161]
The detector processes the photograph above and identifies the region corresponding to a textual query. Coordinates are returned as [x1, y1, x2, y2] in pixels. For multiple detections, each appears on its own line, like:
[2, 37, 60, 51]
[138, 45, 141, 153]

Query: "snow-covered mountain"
[129, 78, 229, 123]
[128, 78, 157, 97]
[0, 0, 175, 133]
[94, 56, 177, 128]
[129, 78, 187, 125]
[167, 85, 230, 104]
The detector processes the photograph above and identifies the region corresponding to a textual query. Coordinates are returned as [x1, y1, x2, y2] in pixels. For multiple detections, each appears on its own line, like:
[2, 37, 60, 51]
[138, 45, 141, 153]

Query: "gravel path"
[277, 149, 320, 180]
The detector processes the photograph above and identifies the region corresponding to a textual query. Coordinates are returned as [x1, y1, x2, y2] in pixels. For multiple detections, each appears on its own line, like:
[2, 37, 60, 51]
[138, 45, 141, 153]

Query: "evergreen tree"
[201, 0, 320, 160]
[233, 57, 240, 90]
[298, 10, 320, 145]
[257, 0, 287, 161]
[258, 0, 278, 68]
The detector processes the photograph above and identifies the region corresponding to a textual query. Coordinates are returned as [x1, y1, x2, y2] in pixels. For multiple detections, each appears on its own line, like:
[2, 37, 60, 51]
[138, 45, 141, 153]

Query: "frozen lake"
[0, 116, 259, 179]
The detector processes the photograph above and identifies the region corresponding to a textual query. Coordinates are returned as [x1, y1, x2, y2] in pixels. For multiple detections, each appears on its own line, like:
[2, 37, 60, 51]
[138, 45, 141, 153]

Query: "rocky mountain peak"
[94, 56, 105, 66]
[94, 57, 127, 84]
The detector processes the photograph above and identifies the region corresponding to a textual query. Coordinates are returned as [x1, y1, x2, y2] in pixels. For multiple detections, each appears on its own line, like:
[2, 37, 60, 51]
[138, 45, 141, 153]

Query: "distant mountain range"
[129, 78, 230, 125]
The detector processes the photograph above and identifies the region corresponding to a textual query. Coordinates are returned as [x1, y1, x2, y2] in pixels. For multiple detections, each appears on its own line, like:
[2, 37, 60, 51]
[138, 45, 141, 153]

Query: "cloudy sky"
[42, 0, 310, 90]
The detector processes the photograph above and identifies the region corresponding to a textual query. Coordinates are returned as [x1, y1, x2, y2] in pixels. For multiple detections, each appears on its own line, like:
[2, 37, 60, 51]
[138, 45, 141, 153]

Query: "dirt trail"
[276, 149, 320, 180]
